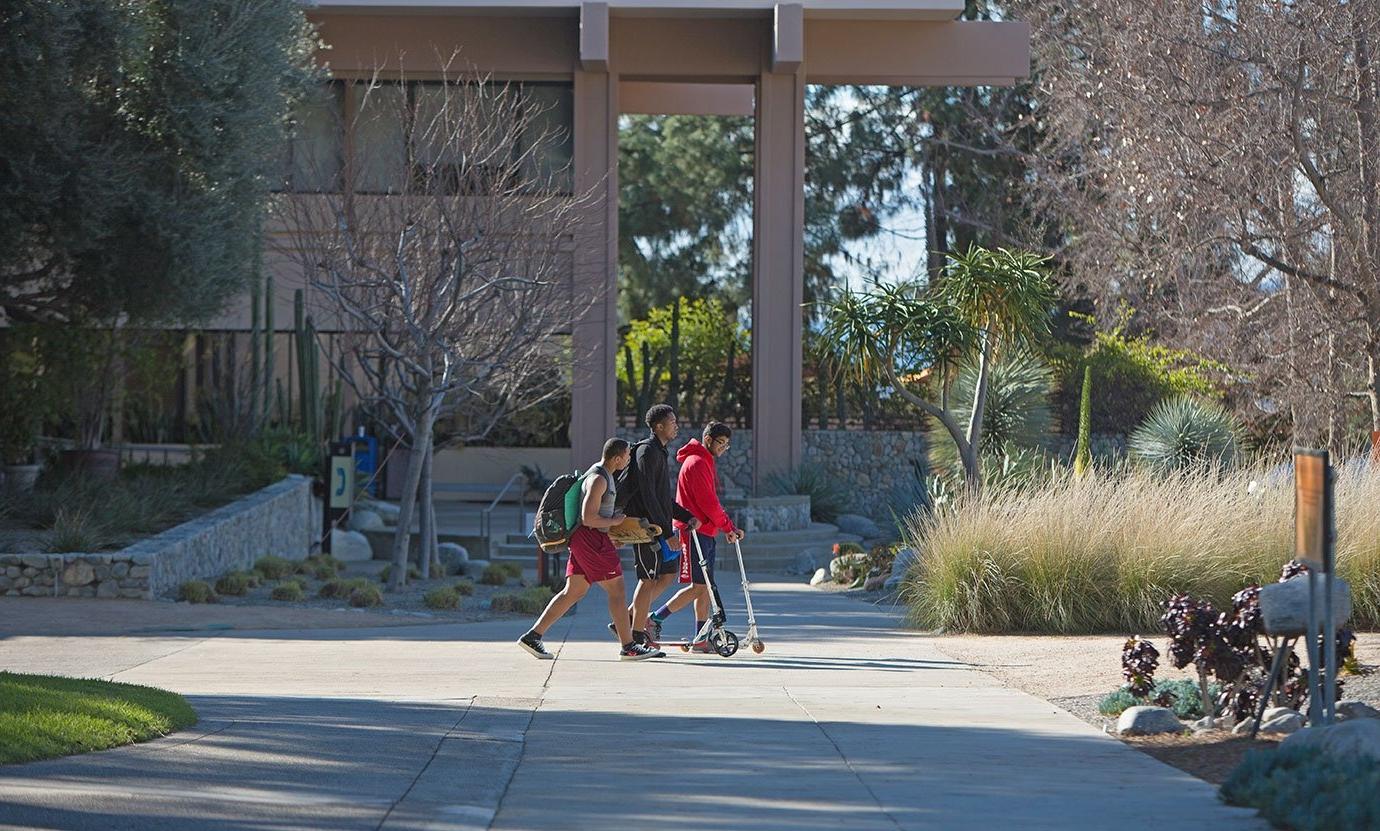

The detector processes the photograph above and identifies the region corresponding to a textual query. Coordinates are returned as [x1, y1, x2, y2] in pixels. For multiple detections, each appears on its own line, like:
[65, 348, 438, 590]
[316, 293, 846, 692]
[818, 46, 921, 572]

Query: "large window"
[278, 80, 573, 195]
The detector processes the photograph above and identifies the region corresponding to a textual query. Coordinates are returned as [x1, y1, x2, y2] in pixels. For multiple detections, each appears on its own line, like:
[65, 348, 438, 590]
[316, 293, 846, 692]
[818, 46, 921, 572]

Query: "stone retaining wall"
[0, 475, 313, 600]
[615, 426, 926, 522]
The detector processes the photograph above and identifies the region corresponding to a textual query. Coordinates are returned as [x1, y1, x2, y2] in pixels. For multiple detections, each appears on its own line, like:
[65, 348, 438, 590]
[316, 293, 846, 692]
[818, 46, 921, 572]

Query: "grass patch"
[318, 577, 372, 599]
[252, 556, 298, 581]
[177, 581, 215, 604]
[490, 586, 554, 615]
[43, 507, 109, 553]
[480, 564, 511, 586]
[213, 572, 253, 597]
[270, 581, 305, 601]
[453, 579, 476, 596]
[423, 586, 462, 610]
[902, 465, 1380, 633]
[378, 563, 421, 584]
[349, 585, 384, 608]
[0, 672, 197, 765]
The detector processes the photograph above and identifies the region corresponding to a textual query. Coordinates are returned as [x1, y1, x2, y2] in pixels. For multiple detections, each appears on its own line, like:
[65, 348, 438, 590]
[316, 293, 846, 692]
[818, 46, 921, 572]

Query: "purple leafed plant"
[1121, 636, 1160, 698]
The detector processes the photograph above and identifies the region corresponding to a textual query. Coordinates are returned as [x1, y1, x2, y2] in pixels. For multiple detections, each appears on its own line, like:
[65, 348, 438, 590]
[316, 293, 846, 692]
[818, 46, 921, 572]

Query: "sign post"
[325, 440, 355, 556]
[1294, 449, 1336, 726]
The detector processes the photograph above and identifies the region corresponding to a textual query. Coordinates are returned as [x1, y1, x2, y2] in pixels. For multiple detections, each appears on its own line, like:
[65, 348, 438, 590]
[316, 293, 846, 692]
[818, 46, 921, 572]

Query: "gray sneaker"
[619, 641, 662, 661]
[518, 631, 554, 660]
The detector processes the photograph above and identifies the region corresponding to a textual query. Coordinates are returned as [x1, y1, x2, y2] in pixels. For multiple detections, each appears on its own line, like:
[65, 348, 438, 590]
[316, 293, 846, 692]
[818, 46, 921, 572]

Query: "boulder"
[348, 509, 386, 532]
[1263, 706, 1299, 723]
[1259, 574, 1352, 636]
[1280, 718, 1380, 764]
[1116, 706, 1184, 736]
[1232, 718, 1258, 736]
[95, 580, 119, 599]
[835, 514, 881, 539]
[21, 555, 48, 570]
[883, 548, 920, 593]
[331, 529, 375, 562]
[61, 560, 96, 587]
[438, 543, 470, 568]
[1336, 700, 1380, 722]
[1259, 712, 1306, 735]
[1190, 716, 1221, 732]
[809, 568, 829, 587]
[359, 500, 402, 524]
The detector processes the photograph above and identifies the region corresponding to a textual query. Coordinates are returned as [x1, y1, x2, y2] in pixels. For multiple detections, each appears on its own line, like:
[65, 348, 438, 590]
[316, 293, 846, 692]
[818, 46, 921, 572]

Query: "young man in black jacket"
[614, 404, 699, 646]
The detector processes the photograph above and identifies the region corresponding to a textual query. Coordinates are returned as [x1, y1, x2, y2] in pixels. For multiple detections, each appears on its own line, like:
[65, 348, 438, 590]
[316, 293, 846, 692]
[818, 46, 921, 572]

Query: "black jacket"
[617, 436, 694, 542]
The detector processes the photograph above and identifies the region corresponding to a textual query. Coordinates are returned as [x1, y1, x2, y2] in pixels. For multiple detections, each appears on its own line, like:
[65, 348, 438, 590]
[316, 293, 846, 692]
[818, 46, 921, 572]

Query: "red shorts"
[566, 525, 623, 583]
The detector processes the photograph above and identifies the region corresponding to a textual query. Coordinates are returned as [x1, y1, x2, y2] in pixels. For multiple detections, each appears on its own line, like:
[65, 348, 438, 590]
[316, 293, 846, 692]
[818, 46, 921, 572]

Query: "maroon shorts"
[566, 525, 623, 583]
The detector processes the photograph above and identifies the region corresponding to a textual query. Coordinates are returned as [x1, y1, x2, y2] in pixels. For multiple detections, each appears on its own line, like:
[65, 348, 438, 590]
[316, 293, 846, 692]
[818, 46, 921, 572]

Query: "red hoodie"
[674, 439, 737, 537]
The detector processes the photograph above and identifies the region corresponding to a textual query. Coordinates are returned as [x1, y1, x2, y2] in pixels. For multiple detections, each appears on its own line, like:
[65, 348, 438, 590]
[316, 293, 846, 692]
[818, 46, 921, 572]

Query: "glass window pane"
[350, 83, 408, 194]
[522, 84, 573, 193]
[289, 84, 342, 192]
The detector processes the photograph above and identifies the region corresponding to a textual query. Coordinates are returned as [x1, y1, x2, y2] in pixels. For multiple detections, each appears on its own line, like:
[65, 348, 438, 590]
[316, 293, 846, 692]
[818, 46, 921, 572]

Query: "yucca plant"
[928, 348, 1054, 479]
[1073, 365, 1092, 477]
[1129, 395, 1240, 472]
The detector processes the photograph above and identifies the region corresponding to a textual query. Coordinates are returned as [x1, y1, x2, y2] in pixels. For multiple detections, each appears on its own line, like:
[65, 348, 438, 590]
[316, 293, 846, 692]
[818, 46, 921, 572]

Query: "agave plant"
[1129, 395, 1240, 472]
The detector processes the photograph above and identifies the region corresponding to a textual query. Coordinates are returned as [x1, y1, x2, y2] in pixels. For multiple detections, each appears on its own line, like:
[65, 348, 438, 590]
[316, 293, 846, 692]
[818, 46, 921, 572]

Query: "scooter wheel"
[715, 631, 740, 657]
[679, 644, 690, 652]
[751, 640, 766, 654]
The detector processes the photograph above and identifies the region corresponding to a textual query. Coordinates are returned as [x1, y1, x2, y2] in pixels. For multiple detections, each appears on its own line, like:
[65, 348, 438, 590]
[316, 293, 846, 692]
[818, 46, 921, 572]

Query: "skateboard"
[605, 516, 662, 546]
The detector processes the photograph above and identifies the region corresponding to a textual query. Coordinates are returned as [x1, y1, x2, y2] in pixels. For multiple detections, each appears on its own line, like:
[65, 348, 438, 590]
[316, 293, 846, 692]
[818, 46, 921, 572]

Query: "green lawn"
[0, 672, 197, 765]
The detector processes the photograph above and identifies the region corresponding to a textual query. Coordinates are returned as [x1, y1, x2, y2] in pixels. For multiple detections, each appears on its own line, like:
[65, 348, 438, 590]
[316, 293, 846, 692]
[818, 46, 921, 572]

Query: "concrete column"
[570, 69, 618, 467]
[751, 69, 806, 492]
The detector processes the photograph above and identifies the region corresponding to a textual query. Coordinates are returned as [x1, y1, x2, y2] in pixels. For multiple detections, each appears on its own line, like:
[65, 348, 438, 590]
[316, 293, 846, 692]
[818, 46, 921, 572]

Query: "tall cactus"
[1073, 364, 1093, 478]
[249, 270, 262, 430]
[294, 289, 322, 443]
[262, 274, 275, 426]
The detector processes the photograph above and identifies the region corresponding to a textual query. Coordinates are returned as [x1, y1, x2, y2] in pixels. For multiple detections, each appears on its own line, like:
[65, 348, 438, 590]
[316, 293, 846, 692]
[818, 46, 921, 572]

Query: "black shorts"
[633, 541, 679, 581]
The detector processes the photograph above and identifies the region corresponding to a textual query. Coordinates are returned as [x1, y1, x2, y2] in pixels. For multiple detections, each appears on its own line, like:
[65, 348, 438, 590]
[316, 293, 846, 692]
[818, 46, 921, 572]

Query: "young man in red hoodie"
[647, 422, 745, 650]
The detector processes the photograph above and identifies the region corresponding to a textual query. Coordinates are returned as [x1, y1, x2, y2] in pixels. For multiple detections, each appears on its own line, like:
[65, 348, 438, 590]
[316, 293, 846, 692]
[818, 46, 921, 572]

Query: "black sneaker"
[619, 641, 661, 661]
[518, 631, 553, 660]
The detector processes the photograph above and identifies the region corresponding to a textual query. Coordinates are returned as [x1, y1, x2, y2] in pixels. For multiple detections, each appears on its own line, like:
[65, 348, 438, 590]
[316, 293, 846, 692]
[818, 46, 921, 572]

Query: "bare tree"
[277, 54, 596, 589]
[1019, 0, 1380, 447]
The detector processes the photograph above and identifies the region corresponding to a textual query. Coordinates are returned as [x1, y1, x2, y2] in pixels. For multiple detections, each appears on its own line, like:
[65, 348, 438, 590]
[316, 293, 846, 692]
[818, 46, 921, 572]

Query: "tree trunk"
[389, 406, 436, 591]
[962, 332, 994, 494]
[1369, 346, 1380, 435]
[418, 439, 435, 580]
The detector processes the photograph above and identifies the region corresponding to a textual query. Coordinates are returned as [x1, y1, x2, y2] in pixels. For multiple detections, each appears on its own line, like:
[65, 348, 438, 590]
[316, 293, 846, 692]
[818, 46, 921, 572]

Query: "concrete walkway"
[0, 580, 1266, 830]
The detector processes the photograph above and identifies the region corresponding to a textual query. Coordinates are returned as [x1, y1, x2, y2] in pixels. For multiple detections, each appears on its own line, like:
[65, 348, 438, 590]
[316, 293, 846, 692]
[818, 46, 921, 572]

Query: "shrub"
[491, 586, 553, 614]
[480, 564, 511, 586]
[453, 579, 476, 596]
[378, 563, 421, 583]
[270, 582, 305, 601]
[214, 572, 252, 597]
[253, 555, 297, 581]
[497, 562, 524, 580]
[1221, 744, 1380, 830]
[1097, 679, 1220, 720]
[349, 585, 384, 608]
[299, 553, 344, 579]
[423, 586, 462, 610]
[177, 581, 215, 604]
[765, 464, 853, 523]
[319, 577, 371, 599]
[1129, 395, 1241, 472]
[44, 507, 109, 553]
[1048, 329, 1225, 437]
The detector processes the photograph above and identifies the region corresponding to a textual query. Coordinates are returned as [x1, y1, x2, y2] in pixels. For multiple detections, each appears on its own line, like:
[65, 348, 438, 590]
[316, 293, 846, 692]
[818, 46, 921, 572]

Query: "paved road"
[0, 580, 1265, 830]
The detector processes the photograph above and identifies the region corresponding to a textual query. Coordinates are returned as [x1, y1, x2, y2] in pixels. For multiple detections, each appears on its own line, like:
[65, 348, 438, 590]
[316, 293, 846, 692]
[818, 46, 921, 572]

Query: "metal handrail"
[479, 472, 527, 543]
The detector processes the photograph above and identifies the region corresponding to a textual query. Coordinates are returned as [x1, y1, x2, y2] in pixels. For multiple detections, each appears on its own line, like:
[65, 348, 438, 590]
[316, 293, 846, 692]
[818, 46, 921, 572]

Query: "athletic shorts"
[680, 532, 717, 585]
[566, 525, 623, 583]
[633, 541, 678, 581]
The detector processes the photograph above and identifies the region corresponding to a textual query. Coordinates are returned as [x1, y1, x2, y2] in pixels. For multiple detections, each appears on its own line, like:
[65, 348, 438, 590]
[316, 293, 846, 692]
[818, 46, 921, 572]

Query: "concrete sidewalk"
[0, 579, 1266, 830]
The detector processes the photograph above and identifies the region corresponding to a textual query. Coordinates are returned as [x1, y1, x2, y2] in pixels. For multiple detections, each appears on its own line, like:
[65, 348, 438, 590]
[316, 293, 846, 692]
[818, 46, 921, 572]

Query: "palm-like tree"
[819, 245, 1056, 494]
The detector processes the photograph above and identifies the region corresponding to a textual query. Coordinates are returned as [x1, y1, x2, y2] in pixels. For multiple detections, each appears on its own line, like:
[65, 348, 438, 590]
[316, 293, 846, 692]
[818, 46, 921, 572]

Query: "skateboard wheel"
[751, 641, 765, 654]
[679, 644, 690, 652]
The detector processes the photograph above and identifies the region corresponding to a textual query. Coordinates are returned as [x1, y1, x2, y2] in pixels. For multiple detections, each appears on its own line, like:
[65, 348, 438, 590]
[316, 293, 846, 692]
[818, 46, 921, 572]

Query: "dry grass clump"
[904, 465, 1380, 633]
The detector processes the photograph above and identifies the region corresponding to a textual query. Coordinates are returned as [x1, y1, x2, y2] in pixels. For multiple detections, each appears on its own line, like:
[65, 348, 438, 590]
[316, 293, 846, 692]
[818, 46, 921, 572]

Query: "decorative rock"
[360, 500, 402, 523]
[95, 580, 119, 599]
[809, 567, 829, 586]
[331, 529, 374, 562]
[835, 514, 881, 539]
[1233, 718, 1258, 736]
[1259, 574, 1352, 636]
[94, 565, 112, 581]
[14, 577, 31, 589]
[21, 555, 48, 569]
[128, 565, 151, 578]
[1190, 716, 1221, 732]
[1280, 718, 1380, 763]
[20, 585, 44, 596]
[1116, 706, 1184, 736]
[5, 566, 18, 578]
[438, 542, 470, 566]
[884, 547, 920, 592]
[348, 509, 386, 532]
[1336, 700, 1380, 722]
[112, 562, 130, 578]
[1262, 706, 1298, 723]
[1259, 712, 1306, 735]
